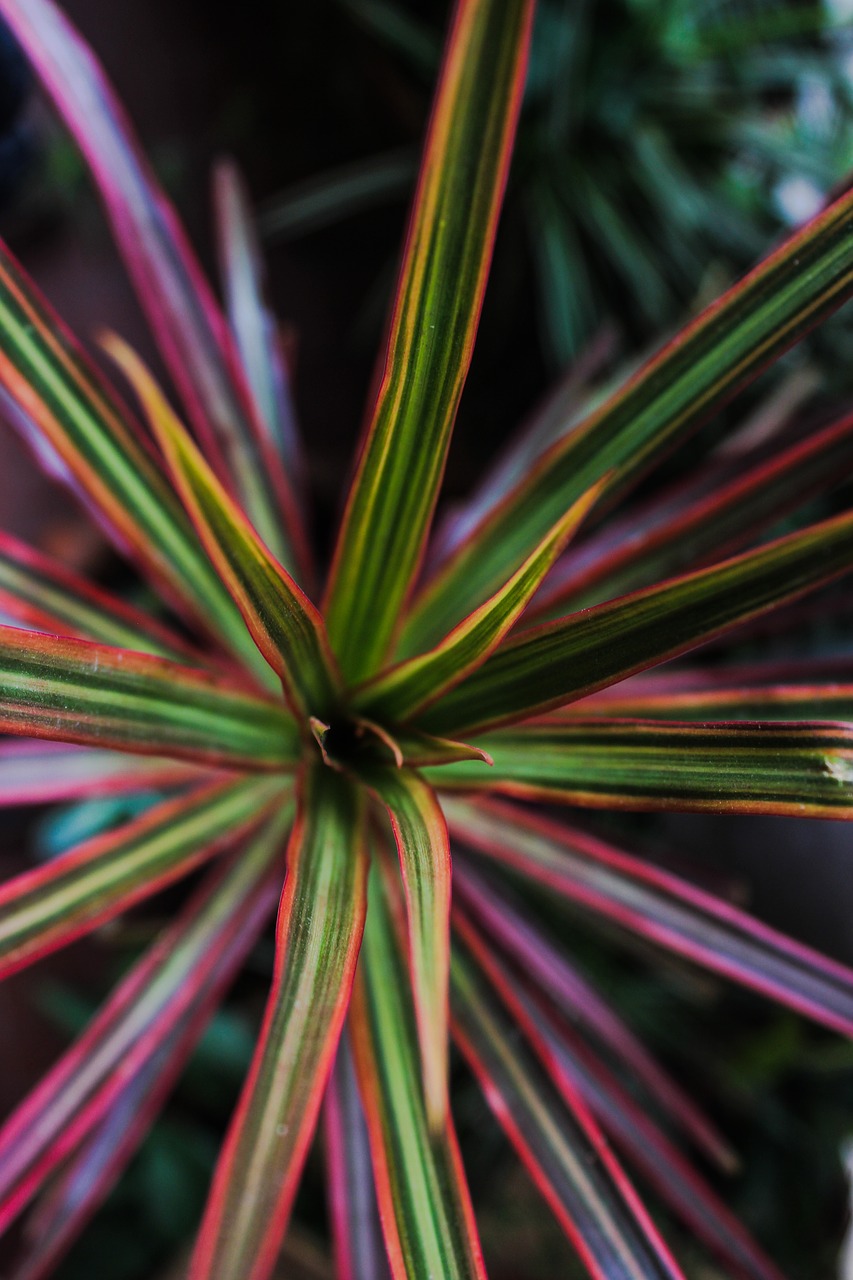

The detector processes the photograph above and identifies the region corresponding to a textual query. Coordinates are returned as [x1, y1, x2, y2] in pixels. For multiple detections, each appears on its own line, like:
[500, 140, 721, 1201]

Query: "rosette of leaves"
[3, 1, 853, 1278]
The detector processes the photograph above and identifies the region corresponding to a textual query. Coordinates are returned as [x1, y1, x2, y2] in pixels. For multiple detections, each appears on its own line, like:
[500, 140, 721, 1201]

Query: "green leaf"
[533, 406, 853, 617]
[404, 182, 853, 651]
[0, 627, 297, 768]
[349, 865, 485, 1280]
[0, 776, 283, 978]
[361, 768, 451, 1130]
[192, 766, 368, 1280]
[324, 0, 536, 682]
[420, 509, 853, 735]
[0, 804, 290, 1232]
[451, 922, 686, 1280]
[106, 338, 340, 719]
[355, 483, 603, 723]
[0, 530, 203, 663]
[571, 681, 853, 721]
[0, 0, 308, 579]
[0, 242, 272, 686]
[432, 720, 853, 817]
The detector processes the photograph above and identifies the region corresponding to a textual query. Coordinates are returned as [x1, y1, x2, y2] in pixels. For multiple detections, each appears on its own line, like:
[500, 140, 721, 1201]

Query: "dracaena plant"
[2, 0, 853, 1277]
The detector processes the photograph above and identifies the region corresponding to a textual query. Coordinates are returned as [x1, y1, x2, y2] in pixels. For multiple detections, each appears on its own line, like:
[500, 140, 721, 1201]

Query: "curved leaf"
[0, 531, 201, 663]
[325, 1035, 392, 1280]
[0, 242, 270, 684]
[324, 0, 536, 681]
[0, 806, 289, 1235]
[531, 407, 853, 617]
[192, 766, 367, 1280]
[362, 768, 450, 1129]
[454, 863, 734, 1171]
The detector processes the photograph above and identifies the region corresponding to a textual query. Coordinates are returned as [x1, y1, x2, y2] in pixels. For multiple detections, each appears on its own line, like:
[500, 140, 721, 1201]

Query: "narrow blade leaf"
[324, 0, 535, 681]
[325, 1035, 392, 1280]
[421, 509, 853, 735]
[405, 182, 853, 650]
[0, 531, 202, 663]
[349, 866, 485, 1280]
[0, 0, 307, 575]
[0, 806, 289, 1234]
[454, 864, 734, 1171]
[532, 407, 853, 617]
[192, 766, 368, 1280]
[0, 741, 206, 806]
[0, 242, 270, 683]
[214, 160, 308, 505]
[0, 775, 282, 979]
[106, 338, 339, 719]
[444, 796, 853, 1038]
[451, 920, 685, 1280]
[362, 768, 450, 1129]
[0, 627, 297, 768]
[434, 719, 853, 818]
[356, 483, 603, 723]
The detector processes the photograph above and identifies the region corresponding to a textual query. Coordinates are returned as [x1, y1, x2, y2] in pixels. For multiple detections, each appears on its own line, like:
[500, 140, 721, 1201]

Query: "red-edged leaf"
[0, 805, 289, 1236]
[531, 407, 853, 617]
[356, 482, 604, 724]
[0, 741, 206, 807]
[191, 766, 367, 1280]
[0, 0, 308, 578]
[420, 509, 853, 736]
[524, 996, 784, 1280]
[431, 327, 618, 566]
[445, 796, 853, 1038]
[454, 863, 734, 1171]
[361, 768, 450, 1129]
[404, 181, 853, 652]
[325, 1034, 392, 1280]
[106, 338, 340, 719]
[0, 244, 274, 684]
[0, 531, 203, 664]
[214, 159, 308, 514]
[324, 0, 535, 681]
[0, 775, 283, 980]
[349, 864, 486, 1280]
[0, 627, 297, 768]
[567, 680, 853, 722]
[456, 909, 782, 1280]
[433, 719, 853, 818]
[451, 915, 686, 1280]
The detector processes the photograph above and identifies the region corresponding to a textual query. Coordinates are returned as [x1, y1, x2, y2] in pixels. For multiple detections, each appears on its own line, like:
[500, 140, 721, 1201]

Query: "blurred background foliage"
[4, 0, 853, 1277]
